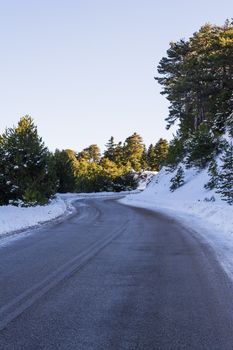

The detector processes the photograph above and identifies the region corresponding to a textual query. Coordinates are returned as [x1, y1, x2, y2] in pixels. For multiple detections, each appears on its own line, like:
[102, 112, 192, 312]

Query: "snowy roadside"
[0, 190, 140, 238]
[0, 170, 151, 238]
[0, 196, 69, 238]
[58, 190, 140, 202]
[120, 168, 233, 280]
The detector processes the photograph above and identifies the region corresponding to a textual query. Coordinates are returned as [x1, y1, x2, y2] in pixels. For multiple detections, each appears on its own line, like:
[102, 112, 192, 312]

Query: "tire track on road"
[0, 220, 128, 330]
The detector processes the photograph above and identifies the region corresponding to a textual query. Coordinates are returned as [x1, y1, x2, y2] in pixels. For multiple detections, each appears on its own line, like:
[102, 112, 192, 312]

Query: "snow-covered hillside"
[122, 166, 232, 235]
[120, 165, 233, 279]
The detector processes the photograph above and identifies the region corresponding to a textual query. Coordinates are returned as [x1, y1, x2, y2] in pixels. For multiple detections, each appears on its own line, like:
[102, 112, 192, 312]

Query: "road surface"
[0, 197, 233, 349]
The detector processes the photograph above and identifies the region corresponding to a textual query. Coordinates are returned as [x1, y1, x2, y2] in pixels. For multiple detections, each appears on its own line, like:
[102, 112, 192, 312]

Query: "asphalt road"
[0, 197, 233, 350]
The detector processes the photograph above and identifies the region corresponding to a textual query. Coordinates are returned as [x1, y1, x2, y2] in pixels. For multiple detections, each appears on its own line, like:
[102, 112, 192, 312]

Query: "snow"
[0, 197, 67, 237]
[120, 166, 233, 280]
[136, 171, 157, 190]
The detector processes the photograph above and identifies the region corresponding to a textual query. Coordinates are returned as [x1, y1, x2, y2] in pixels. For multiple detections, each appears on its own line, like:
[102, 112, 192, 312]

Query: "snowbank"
[120, 167, 233, 279]
[58, 190, 140, 201]
[0, 197, 68, 237]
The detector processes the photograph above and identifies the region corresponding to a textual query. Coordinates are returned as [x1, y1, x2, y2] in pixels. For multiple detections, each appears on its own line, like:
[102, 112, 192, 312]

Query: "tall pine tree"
[104, 136, 116, 161]
[54, 149, 76, 193]
[0, 116, 57, 205]
[123, 132, 144, 171]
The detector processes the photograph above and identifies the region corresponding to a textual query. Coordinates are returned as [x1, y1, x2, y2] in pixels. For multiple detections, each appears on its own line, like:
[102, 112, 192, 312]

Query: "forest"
[0, 116, 168, 206]
[156, 20, 233, 204]
[0, 20, 232, 206]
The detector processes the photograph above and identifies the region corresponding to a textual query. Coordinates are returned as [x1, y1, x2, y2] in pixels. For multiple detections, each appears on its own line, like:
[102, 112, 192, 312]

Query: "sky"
[0, 0, 232, 152]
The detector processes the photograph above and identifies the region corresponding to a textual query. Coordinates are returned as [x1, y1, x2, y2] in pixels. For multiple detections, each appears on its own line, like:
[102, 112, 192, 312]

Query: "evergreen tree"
[185, 123, 218, 168]
[86, 144, 101, 163]
[74, 134, 142, 193]
[54, 149, 76, 193]
[123, 132, 144, 171]
[103, 136, 116, 161]
[78, 144, 101, 163]
[140, 146, 149, 170]
[0, 116, 57, 205]
[154, 138, 169, 170]
[156, 21, 233, 169]
[165, 136, 185, 170]
[156, 23, 233, 136]
[147, 144, 156, 170]
[217, 142, 233, 204]
[75, 161, 102, 193]
[114, 141, 124, 165]
[170, 166, 185, 192]
[204, 159, 219, 190]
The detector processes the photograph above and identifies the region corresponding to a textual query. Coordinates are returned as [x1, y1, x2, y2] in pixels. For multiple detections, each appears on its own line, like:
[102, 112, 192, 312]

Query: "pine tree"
[0, 116, 57, 205]
[165, 135, 185, 170]
[156, 21, 233, 167]
[146, 139, 168, 171]
[154, 138, 169, 170]
[103, 136, 116, 161]
[114, 142, 124, 165]
[217, 142, 233, 204]
[100, 157, 126, 178]
[157, 23, 233, 135]
[185, 123, 218, 168]
[54, 149, 76, 193]
[123, 132, 144, 171]
[140, 146, 149, 170]
[79, 144, 101, 163]
[204, 159, 219, 190]
[147, 144, 156, 170]
[75, 161, 102, 193]
[170, 166, 185, 192]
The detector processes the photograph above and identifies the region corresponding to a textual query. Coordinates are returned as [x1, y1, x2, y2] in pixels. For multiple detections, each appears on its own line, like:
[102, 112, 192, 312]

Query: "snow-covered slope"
[120, 166, 233, 279]
[0, 197, 69, 237]
[123, 167, 232, 235]
[136, 171, 157, 190]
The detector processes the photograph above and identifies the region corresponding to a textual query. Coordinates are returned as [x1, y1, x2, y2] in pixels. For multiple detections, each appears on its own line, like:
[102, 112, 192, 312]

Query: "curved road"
[0, 197, 233, 349]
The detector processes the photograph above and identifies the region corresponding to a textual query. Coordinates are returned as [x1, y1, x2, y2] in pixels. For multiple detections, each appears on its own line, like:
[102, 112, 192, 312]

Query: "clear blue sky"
[0, 0, 232, 152]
